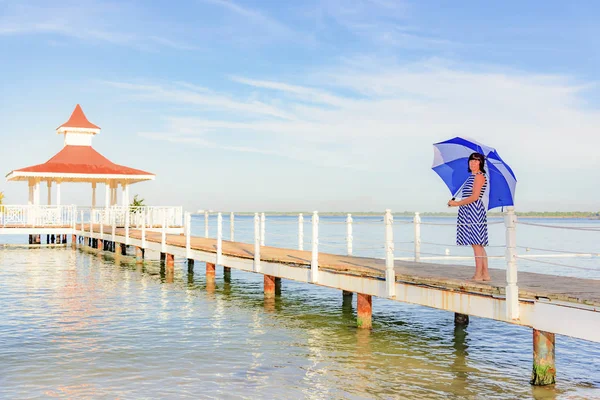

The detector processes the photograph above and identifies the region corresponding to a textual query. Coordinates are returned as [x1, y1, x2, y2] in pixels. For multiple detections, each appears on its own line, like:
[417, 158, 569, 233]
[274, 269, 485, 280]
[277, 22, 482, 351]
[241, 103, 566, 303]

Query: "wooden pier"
[62, 216, 599, 387]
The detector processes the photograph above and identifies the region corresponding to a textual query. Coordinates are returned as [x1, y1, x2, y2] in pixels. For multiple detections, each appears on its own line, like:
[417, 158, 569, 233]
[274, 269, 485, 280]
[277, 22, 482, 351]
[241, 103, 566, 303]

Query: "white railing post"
[89, 213, 93, 240]
[311, 211, 319, 283]
[204, 211, 209, 238]
[141, 208, 147, 249]
[161, 211, 167, 253]
[505, 206, 519, 320]
[217, 212, 223, 265]
[185, 212, 191, 259]
[414, 212, 421, 262]
[125, 207, 130, 245]
[385, 209, 395, 298]
[111, 209, 116, 243]
[346, 213, 353, 256]
[72, 206, 76, 230]
[230, 212, 234, 242]
[254, 213, 260, 272]
[298, 213, 304, 250]
[100, 217, 103, 240]
[260, 212, 265, 246]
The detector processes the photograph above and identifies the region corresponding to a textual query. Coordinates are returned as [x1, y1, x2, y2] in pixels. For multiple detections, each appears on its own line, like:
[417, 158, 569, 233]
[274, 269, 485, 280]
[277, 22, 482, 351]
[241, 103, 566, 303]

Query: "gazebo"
[6, 104, 155, 207]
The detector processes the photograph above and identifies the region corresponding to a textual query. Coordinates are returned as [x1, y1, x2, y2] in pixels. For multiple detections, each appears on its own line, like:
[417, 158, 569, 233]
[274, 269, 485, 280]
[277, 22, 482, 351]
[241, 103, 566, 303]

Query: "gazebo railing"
[0, 205, 77, 227]
[91, 206, 183, 228]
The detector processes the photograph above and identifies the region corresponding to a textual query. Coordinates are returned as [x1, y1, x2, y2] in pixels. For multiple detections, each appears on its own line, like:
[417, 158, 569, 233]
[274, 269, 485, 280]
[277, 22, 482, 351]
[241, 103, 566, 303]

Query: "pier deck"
[78, 223, 600, 345]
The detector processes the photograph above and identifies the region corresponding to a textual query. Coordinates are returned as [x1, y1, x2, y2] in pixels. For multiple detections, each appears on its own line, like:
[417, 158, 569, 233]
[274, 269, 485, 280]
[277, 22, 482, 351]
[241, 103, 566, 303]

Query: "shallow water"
[1, 216, 599, 399]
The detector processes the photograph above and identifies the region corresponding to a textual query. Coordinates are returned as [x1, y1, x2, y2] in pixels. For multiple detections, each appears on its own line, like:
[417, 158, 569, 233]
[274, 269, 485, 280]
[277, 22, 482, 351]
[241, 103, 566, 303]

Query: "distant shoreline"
[204, 211, 599, 219]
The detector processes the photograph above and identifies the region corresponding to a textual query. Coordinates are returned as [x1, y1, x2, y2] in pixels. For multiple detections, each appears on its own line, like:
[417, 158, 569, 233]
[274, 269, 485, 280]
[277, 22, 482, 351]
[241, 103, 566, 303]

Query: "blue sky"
[1, 0, 598, 212]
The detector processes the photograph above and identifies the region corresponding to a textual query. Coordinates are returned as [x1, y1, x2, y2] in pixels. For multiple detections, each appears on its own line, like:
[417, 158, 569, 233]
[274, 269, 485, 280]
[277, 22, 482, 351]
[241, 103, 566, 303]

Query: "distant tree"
[130, 194, 145, 211]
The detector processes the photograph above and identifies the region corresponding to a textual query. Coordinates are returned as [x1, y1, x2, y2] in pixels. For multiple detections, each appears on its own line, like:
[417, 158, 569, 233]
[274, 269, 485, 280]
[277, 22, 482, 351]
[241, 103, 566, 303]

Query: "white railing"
[0, 205, 77, 227]
[90, 206, 183, 227]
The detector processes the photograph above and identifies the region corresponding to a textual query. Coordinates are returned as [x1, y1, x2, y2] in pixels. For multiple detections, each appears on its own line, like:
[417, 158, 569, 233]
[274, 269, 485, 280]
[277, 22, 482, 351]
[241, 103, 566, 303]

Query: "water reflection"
[450, 325, 471, 397]
[2, 247, 599, 400]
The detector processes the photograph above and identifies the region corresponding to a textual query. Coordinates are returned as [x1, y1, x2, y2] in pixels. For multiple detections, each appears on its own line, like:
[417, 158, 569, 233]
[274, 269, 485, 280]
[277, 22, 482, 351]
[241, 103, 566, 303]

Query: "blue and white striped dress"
[457, 172, 488, 246]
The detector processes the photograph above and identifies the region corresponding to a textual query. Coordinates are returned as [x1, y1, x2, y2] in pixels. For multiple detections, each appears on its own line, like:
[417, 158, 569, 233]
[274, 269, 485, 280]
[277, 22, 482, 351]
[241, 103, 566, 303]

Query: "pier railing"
[194, 208, 599, 322]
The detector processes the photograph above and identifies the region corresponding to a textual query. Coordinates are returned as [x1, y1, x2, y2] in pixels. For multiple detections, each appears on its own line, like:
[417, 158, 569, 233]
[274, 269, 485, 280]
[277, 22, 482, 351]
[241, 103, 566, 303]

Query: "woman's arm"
[447, 174, 485, 207]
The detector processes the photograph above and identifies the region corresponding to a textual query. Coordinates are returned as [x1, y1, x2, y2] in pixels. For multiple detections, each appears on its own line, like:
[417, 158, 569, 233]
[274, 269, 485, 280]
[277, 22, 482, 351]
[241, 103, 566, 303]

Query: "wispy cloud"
[108, 58, 600, 182]
[0, 1, 197, 51]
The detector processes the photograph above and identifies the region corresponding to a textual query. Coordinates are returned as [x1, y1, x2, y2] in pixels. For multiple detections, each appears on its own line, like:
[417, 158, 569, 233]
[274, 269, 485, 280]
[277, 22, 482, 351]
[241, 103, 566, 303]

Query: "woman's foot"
[482, 274, 491, 281]
[471, 275, 484, 281]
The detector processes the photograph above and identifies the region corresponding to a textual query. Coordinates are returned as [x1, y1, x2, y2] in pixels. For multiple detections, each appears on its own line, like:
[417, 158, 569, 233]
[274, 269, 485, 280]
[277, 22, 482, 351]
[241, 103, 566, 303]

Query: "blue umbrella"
[432, 137, 517, 210]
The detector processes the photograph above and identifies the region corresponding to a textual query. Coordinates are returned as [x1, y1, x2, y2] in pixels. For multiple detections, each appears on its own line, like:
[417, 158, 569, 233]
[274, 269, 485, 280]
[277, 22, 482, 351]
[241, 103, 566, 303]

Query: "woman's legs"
[472, 245, 483, 280]
[481, 246, 490, 280]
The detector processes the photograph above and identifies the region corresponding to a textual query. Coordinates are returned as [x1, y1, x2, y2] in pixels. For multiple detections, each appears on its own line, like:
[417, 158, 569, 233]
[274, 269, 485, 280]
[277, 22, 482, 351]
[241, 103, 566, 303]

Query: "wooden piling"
[120, 243, 127, 256]
[187, 258, 194, 273]
[531, 329, 556, 385]
[223, 266, 231, 282]
[206, 262, 216, 281]
[357, 293, 372, 329]
[264, 275, 276, 298]
[166, 253, 175, 267]
[97, 239, 103, 250]
[135, 247, 144, 264]
[454, 313, 469, 326]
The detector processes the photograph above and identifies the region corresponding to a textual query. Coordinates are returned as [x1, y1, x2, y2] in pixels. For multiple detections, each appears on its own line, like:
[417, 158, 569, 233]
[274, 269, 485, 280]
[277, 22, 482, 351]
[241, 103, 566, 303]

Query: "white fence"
[0, 205, 77, 227]
[90, 206, 183, 227]
[0, 205, 183, 228]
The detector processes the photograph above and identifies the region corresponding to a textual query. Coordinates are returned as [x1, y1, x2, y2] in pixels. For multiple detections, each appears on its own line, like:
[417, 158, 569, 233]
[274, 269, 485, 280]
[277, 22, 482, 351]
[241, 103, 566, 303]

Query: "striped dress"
[457, 172, 488, 246]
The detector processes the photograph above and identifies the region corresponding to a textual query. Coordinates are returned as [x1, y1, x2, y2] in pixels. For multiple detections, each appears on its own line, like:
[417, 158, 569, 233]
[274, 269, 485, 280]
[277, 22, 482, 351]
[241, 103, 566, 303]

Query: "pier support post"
[120, 243, 127, 256]
[187, 259, 194, 273]
[531, 329, 556, 386]
[357, 293, 372, 329]
[71, 234, 77, 248]
[264, 275, 276, 298]
[343, 290, 353, 302]
[206, 262, 216, 281]
[135, 246, 144, 264]
[97, 239, 103, 250]
[454, 313, 469, 326]
[223, 266, 231, 282]
[166, 253, 175, 268]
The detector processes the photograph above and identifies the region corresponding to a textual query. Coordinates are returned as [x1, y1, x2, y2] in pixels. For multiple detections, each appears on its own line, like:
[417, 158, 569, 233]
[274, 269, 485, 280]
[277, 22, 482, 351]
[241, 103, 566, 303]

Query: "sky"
[1, 0, 599, 213]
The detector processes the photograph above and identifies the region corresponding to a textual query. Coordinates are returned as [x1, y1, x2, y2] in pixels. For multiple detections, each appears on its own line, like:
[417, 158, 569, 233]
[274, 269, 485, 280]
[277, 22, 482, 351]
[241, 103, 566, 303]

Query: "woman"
[447, 152, 489, 281]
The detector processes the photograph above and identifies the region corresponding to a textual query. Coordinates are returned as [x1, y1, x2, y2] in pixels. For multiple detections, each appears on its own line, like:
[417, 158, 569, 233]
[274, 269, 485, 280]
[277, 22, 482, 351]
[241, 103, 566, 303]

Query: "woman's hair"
[468, 152, 486, 174]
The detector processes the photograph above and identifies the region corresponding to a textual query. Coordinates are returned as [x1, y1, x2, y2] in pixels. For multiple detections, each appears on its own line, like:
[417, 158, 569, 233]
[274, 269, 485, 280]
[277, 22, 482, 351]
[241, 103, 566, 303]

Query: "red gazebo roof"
[6, 105, 154, 182]
[57, 104, 100, 130]
[11, 145, 153, 176]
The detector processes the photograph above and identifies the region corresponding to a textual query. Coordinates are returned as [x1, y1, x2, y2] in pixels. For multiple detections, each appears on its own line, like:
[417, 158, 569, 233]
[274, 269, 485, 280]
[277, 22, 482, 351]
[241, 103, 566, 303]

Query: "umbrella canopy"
[432, 137, 517, 210]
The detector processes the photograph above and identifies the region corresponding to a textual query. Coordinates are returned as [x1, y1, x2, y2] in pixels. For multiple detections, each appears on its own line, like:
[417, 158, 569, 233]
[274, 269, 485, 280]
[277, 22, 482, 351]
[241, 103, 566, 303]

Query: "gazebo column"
[121, 182, 129, 206]
[111, 184, 117, 206]
[56, 181, 61, 206]
[91, 182, 97, 209]
[28, 180, 33, 205]
[105, 182, 110, 207]
[47, 181, 52, 205]
[34, 180, 40, 205]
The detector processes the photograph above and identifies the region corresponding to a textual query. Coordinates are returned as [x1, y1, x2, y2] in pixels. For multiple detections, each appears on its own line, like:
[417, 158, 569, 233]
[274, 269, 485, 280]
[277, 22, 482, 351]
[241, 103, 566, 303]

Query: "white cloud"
[110, 58, 600, 209]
